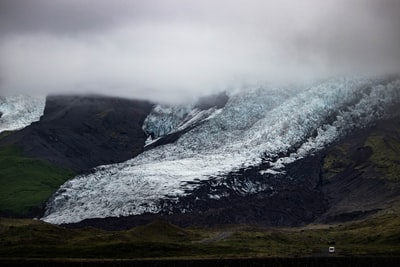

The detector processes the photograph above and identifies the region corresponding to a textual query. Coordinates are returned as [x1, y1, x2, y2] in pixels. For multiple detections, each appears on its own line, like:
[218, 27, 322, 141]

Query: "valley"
[1, 211, 400, 262]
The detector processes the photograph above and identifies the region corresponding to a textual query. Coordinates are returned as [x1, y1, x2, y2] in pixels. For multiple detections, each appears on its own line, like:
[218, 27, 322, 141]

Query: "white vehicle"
[329, 247, 335, 253]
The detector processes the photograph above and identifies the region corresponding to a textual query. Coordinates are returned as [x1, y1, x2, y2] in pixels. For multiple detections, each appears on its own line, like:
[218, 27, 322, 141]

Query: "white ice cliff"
[0, 95, 46, 134]
[143, 104, 194, 139]
[143, 103, 220, 146]
[42, 77, 400, 224]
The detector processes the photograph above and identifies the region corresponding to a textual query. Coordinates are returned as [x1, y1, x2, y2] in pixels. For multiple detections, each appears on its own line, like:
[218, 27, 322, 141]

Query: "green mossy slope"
[366, 135, 400, 180]
[323, 120, 400, 181]
[0, 146, 75, 217]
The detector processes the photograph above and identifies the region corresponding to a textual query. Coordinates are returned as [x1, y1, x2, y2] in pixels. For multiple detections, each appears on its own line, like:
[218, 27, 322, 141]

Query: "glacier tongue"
[0, 95, 46, 133]
[42, 78, 400, 224]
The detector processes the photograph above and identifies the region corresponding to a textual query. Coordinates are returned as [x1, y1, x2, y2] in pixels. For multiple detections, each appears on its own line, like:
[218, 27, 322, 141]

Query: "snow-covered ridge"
[42, 77, 400, 224]
[0, 95, 46, 133]
[143, 93, 228, 145]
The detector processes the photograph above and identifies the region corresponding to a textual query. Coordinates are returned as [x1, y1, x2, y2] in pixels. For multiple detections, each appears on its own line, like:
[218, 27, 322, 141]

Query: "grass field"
[1, 211, 400, 260]
[0, 146, 75, 217]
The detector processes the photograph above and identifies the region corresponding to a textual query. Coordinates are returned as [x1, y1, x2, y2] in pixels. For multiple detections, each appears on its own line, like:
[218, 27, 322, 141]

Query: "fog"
[0, 0, 399, 103]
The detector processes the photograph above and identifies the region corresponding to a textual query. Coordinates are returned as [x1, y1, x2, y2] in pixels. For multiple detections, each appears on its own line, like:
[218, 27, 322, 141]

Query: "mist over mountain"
[1, 0, 400, 103]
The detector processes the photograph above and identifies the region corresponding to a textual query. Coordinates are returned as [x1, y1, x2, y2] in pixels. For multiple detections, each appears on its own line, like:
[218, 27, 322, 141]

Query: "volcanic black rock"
[0, 95, 153, 172]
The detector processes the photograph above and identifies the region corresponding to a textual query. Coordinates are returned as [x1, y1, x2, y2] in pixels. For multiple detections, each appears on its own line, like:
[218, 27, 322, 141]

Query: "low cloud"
[0, 0, 399, 103]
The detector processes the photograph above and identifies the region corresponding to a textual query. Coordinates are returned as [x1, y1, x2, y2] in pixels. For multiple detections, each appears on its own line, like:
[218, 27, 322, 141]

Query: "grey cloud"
[0, 0, 399, 103]
[0, 0, 145, 36]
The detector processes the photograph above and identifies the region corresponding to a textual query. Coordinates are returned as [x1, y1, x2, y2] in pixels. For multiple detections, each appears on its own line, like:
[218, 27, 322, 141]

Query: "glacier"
[0, 95, 46, 133]
[42, 77, 400, 224]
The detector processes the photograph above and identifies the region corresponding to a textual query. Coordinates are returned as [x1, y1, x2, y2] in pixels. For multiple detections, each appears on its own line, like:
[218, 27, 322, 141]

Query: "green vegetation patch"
[322, 145, 352, 181]
[0, 146, 75, 217]
[0, 130, 14, 140]
[366, 135, 400, 180]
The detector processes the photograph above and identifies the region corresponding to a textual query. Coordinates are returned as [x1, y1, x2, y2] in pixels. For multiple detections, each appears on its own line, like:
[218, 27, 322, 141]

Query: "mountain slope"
[41, 77, 400, 225]
[1, 77, 400, 226]
[0, 95, 153, 172]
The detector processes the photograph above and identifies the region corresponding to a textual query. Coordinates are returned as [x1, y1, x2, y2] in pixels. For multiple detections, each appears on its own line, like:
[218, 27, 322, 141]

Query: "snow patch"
[0, 94, 46, 133]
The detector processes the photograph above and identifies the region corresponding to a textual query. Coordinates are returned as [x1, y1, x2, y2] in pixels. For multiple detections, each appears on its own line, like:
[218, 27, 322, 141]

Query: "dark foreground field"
[1, 257, 400, 267]
[1, 212, 400, 266]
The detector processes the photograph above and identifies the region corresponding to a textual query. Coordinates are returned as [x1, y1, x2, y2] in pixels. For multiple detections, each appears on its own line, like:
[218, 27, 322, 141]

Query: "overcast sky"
[0, 0, 399, 103]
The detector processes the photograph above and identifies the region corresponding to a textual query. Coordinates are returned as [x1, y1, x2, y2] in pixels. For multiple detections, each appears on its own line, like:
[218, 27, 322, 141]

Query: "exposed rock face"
[0, 95, 153, 172]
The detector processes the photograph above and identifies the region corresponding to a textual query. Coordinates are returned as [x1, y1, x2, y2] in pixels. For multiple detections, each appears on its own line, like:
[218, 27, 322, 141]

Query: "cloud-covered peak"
[1, 0, 399, 103]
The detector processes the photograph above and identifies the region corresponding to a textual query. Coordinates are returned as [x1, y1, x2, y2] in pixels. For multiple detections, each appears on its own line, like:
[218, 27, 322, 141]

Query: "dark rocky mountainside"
[318, 119, 400, 223]
[0, 95, 153, 172]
